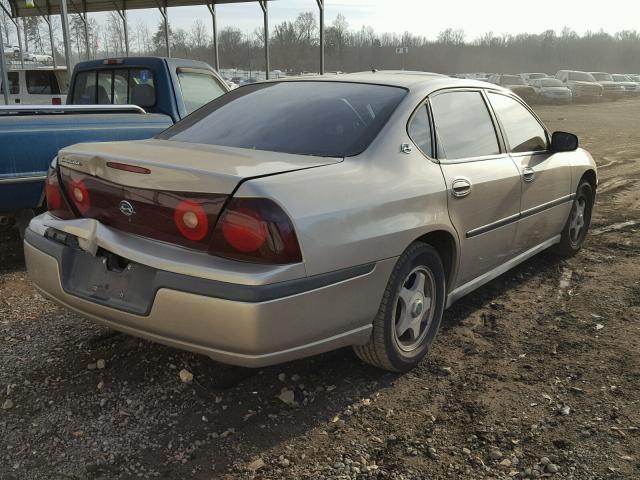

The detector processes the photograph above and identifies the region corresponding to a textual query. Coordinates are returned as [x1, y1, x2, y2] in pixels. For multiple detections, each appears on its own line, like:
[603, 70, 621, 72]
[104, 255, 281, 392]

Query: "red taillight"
[211, 198, 302, 264]
[45, 166, 75, 219]
[222, 207, 268, 253]
[174, 200, 209, 241]
[51, 97, 61, 105]
[68, 179, 91, 214]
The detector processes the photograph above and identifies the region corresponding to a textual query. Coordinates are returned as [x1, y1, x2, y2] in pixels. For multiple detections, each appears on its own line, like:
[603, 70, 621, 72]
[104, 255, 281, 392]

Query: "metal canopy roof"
[8, 0, 266, 18]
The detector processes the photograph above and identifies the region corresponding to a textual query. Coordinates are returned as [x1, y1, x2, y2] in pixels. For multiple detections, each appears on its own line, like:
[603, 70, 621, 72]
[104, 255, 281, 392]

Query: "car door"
[430, 89, 522, 288]
[486, 92, 572, 252]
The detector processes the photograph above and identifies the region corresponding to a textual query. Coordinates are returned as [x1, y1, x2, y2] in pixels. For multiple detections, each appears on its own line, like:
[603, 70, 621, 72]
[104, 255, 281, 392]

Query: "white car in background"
[530, 78, 572, 104]
[0, 67, 68, 105]
[611, 74, 640, 95]
[520, 72, 549, 85]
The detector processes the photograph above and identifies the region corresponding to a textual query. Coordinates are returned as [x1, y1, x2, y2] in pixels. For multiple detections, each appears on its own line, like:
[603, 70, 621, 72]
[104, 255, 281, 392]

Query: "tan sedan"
[25, 72, 597, 371]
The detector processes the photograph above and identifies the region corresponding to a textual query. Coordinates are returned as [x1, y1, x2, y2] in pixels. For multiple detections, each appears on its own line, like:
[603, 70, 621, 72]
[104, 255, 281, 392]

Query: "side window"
[488, 93, 548, 153]
[177, 71, 227, 114]
[408, 104, 432, 157]
[26, 71, 60, 94]
[0, 72, 19, 94]
[430, 91, 500, 160]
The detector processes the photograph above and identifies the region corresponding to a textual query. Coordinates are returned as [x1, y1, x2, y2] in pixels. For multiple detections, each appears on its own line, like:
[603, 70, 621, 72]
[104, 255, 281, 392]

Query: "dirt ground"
[1, 98, 639, 480]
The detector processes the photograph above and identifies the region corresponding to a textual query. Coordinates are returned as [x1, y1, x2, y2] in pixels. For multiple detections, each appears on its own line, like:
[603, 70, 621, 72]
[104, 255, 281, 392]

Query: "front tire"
[552, 180, 594, 257]
[354, 243, 446, 372]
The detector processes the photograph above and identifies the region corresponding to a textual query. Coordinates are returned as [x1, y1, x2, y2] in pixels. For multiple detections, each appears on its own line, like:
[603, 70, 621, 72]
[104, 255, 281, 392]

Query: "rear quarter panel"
[235, 100, 457, 278]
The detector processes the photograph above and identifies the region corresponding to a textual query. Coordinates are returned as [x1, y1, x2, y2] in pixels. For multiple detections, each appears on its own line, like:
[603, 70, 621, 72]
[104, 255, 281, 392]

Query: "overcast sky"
[112, 0, 640, 40]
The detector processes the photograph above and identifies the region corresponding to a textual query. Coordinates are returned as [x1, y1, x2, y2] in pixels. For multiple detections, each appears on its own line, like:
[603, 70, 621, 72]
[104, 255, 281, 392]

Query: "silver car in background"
[531, 77, 572, 104]
[24, 73, 597, 372]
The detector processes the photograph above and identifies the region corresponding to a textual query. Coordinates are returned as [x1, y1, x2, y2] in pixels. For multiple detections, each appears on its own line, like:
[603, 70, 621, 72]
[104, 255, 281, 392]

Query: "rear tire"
[353, 243, 446, 372]
[552, 180, 594, 257]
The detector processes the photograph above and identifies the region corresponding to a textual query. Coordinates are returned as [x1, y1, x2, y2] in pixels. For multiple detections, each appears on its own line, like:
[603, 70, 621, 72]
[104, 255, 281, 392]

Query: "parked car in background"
[0, 67, 68, 105]
[487, 74, 537, 103]
[611, 74, 639, 95]
[24, 73, 596, 372]
[22, 52, 54, 65]
[625, 74, 640, 83]
[520, 72, 549, 85]
[1, 57, 228, 233]
[589, 72, 625, 99]
[530, 78, 572, 104]
[555, 70, 603, 100]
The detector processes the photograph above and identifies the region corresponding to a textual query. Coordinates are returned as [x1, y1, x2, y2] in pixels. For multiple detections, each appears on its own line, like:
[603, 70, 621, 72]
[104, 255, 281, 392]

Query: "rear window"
[177, 70, 227, 114]
[159, 81, 407, 157]
[501, 75, 525, 85]
[541, 79, 563, 87]
[72, 68, 155, 107]
[26, 70, 61, 94]
[568, 72, 596, 82]
[612, 75, 628, 82]
[591, 73, 613, 82]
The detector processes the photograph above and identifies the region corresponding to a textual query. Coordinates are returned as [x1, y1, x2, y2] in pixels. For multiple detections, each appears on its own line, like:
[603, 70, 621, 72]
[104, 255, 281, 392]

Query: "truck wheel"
[353, 243, 446, 372]
[552, 180, 594, 257]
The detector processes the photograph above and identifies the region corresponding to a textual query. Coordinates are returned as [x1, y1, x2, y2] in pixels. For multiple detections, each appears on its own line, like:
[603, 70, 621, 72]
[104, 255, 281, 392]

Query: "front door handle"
[523, 167, 536, 182]
[451, 178, 472, 198]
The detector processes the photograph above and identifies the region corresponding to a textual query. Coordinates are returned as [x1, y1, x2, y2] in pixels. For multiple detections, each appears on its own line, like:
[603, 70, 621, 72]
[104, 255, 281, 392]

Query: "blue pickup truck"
[0, 56, 228, 233]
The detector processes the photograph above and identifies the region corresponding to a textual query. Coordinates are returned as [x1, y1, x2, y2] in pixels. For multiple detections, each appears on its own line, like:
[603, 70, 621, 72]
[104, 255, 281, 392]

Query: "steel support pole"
[82, 0, 90, 59]
[46, 16, 57, 67]
[0, 18, 10, 105]
[317, 0, 324, 75]
[206, 2, 219, 71]
[59, 0, 73, 73]
[14, 18, 25, 68]
[259, 1, 268, 79]
[159, 5, 169, 57]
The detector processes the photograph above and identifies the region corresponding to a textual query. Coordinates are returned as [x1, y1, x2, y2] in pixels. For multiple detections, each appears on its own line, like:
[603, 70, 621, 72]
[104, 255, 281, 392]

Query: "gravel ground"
[1, 98, 639, 480]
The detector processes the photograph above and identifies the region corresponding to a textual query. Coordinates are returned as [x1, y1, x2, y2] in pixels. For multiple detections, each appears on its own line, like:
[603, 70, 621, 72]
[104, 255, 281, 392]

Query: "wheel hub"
[410, 295, 424, 317]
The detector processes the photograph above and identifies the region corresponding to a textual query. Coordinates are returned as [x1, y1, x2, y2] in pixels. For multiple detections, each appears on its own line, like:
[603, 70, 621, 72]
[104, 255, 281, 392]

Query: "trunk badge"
[119, 200, 135, 216]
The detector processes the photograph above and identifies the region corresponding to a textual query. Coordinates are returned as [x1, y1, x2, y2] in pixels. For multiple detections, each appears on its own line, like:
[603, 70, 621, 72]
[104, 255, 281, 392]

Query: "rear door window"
[430, 91, 500, 160]
[177, 70, 227, 114]
[488, 93, 548, 153]
[160, 81, 407, 157]
[0, 72, 20, 94]
[26, 70, 60, 94]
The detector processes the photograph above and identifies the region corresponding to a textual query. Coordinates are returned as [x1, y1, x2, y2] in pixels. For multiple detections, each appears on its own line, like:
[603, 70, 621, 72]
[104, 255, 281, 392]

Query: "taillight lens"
[67, 179, 91, 214]
[210, 198, 302, 264]
[174, 200, 209, 241]
[51, 97, 61, 105]
[45, 166, 75, 219]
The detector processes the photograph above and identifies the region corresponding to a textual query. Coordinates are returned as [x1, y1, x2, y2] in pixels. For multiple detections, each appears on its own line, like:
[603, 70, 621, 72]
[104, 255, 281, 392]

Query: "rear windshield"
[591, 72, 613, 82]
[568, 72, 596, 82]
[541, 79, 563, 87]
[159, 81, 407, 157]
[612, 74, 628, 82]
[501, 75, 525, 85]
[72, 68, 155, 107]
[26, 70, 61, 94]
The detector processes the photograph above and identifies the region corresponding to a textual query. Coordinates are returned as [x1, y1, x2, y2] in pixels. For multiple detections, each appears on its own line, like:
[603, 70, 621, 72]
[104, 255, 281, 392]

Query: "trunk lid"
[58, 138, 342, 194]
[57, 139, 341, 251]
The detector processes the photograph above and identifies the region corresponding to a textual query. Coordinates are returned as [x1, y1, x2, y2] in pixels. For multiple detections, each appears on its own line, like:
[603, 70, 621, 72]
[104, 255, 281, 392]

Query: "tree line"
[3, 4, 640, 75]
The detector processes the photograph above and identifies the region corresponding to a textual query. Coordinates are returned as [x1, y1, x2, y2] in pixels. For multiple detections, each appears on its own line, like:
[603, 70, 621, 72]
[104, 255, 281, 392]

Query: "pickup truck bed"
[0, 56, 228, 231]
[0, 111, 172, 210]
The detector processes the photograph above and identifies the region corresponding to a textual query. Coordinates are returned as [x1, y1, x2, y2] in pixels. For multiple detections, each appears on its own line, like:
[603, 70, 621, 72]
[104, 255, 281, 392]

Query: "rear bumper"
[24, 228, 395, 367]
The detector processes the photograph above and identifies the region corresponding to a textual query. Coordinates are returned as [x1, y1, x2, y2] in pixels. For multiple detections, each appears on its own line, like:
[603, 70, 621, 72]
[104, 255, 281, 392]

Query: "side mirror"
[551, 131, 578, 152]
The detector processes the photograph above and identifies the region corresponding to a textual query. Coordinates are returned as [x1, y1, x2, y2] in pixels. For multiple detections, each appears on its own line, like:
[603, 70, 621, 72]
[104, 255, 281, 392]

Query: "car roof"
[269, 71, 501, 93]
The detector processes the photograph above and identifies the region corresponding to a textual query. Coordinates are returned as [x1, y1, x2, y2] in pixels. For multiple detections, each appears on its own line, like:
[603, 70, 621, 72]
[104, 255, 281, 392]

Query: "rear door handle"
[451, 178, 472, 198]
[523, 167, 536, 182]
